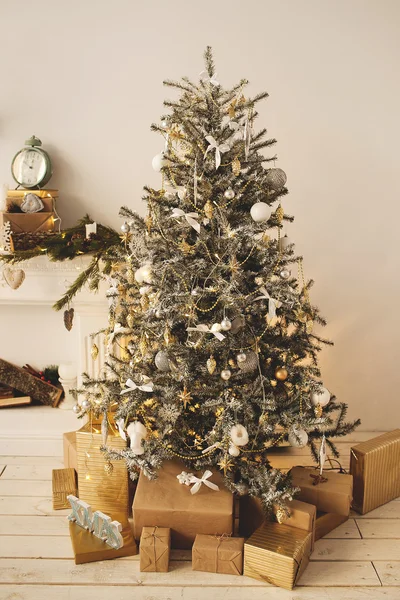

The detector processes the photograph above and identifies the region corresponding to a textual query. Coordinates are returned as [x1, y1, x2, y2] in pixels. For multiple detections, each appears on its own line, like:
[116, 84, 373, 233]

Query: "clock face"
[12, 149, 49, 188]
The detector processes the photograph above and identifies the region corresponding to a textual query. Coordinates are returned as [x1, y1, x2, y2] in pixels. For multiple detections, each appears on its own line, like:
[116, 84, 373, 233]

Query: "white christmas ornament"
[250, 202, 271, 222]
[220, 369, 232, 381]
[230, 424, 249, 447]
[220, 318, 232, 331]
[116, 418, 127, 441]
[288, 428, 308, 448]
[210, 323, 222, 333]
[126, 421, 147, 455]
[134, 264, 152, 284]
[311, 387, 331, 408]
[152, 152, 167, 172]
[228, 443, 240, 457]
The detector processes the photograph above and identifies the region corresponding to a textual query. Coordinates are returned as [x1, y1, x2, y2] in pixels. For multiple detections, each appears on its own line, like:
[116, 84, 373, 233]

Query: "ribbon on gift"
[170, 208, 201, 234]
[204, 136, 230, 170]
[142, 526, 163, 572]
[186, 324, 226, 341]
[120, 378, 154, 395]
[188, 470, 220, 495]
[214, 534, 232, 573]
[253, 287, 282, 321]
[199, 70, 220, 87]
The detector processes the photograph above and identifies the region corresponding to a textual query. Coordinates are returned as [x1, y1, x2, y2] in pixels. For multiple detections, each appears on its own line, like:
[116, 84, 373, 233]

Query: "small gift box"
[280, 499, 316, 551]
[244, 522, 312, 590]
[290, 466, 353, 516]
[1, 211, 55, 233]
[350, 429, 400, 514]
[192, 534, 244, 575]
[63, 431, 78, 471]
[315, 511, 348, 541]
[52, 468, 77, 510]
[140, 526, 171, 572]
[132, 460, 233, 549]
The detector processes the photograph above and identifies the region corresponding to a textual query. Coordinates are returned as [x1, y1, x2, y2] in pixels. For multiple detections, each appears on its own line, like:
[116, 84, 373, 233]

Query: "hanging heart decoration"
[3, 267, 25, 290]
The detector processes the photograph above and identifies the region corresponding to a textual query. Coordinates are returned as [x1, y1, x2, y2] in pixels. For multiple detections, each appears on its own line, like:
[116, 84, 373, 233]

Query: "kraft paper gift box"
[192, 534, 244, 575]
[290, 466, 353, 516]
[7, 188, 58, 199]
[350, 429, 400, 514]
[244, 522, 312, 590]
[63, 431, 78, 472]
[140, 526, 171, 572]
[315, 511, 348, 541]
[6, 195, 56, 213]
[52, 468, 77, 510]
[132, 459, 233, 549]
[1, 211, 55, 233]
[76, 420, 128, 516]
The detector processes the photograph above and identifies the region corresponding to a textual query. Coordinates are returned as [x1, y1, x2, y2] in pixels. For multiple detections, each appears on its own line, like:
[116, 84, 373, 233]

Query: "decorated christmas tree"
[77, 48, 359, 513]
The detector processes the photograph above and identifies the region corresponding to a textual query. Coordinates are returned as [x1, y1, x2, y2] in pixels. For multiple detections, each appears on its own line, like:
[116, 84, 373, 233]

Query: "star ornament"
[178, 385, 193, 409]
[217, 456, 234, 476]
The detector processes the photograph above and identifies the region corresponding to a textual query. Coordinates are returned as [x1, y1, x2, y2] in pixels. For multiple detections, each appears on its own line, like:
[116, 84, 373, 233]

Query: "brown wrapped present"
[350, 430, 400, 514]
[244, 522, 312, 590]
[315, 511, 348, 541]
[132, 460, 233, 549]
[1, 211, 55, 233]
[6, 194, 56, 213]
[290, 467, 353, 516]
[140, 527, 170, 572]
[63, 431, 78, 471]
[69, 513, 137, 564]
[52, 468, 77, 510]
[76, 420, 128, 515]
[192, 534, 244, 575]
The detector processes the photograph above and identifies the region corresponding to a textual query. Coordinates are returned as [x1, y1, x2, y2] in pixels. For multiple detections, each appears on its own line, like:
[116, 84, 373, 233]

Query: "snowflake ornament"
[0, 222, 12, 255]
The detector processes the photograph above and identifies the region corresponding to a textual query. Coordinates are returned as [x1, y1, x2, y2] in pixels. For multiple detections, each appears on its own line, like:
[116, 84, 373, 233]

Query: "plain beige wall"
[1, 0, 399, 430]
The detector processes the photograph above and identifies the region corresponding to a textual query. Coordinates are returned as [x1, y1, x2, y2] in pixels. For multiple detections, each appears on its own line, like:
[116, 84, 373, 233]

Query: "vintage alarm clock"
[11, 135, 52, 189]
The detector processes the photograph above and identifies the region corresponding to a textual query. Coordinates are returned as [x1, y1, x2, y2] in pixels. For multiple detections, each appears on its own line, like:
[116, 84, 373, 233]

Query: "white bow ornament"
[120, 378, 154, 395]
[254, 287, 282, 322]
[204, 136, 230, 170]
[177, 470, 220, 495]
[199, 71, 220, 87]
[186, 324, 226, 341]
[170, 208, 201, 234]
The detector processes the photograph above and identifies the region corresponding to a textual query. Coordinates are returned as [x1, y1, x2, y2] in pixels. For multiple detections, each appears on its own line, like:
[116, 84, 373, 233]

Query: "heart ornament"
[3, 267, 25, 290]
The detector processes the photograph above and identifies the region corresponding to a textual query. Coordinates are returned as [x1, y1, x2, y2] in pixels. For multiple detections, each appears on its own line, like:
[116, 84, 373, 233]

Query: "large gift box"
[132, 460, 233, 549]
[76, 420, 128, 515]
[192, 534, 244, 575]
[0, 211, 55, 233]
[290, 467, 353, 516]
[140, 526, 171, 572]
[244, 522, 312, 590]
[315, 511, 348, 541]
[350, 429, 400, 514]
[63, 431, 78, 472]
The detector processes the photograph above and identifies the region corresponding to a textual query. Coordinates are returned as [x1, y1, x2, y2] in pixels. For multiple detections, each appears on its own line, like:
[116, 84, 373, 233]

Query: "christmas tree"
[77, 48, 359, 513]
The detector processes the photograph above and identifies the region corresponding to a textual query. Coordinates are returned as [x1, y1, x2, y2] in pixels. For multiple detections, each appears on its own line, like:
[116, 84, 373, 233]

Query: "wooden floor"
[1, 422, 400, 600]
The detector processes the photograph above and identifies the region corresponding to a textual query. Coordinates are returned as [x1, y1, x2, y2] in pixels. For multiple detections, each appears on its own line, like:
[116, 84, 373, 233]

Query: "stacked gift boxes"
[1, 189, 58, 233]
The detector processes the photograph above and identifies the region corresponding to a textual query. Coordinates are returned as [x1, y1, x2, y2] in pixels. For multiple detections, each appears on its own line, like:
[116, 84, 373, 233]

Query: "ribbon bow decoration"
[188, 470, 220, 495]
[186, 324, 226, 341]
[120, 378, 154, 395]
[199, 70, 220, 87]
[204, 136, 230, 170]
[253, 287, 282, 322]
[170, 208, 201, 234]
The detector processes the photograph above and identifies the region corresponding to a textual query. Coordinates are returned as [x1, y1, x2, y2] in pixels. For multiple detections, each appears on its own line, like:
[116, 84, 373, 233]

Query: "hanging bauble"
[250, 202, 271, 223]
[220, 318, 232, 331]
[211, 323, 222, 333]
[311, 387, 331, 407]
[275, 507, 287, 524]
[203, 200, 214, 219]
[134, 264, 153, 284]
[279, 235, 291, 251]
[314, 403, 323, 418]
[152, 152, 166, 172]
[206, 355, 217, 375]
[275, 366, 288, 381]
[230, 424, 249, 446]
[220, 369, 232, 381]
[72, 404, 81, 414]
[288, 428, 308, 448]
[237, 351, 258, 372]
[155, 309, 162, 319]
[120, 221, 130, 234]
[155, 351, 170, 372]
[230, 316, 245, 334]
[91, 343, 99, 360]
[265, 168, 287, 191]
[228, 443, 240, 457]
[224, 187, 235, 200]
[280, 268, 291, 280]
[139, 285, 151, 295]
[81, 399, 91, 410]
[236, 352, 247, 364]
[127, 314, 134, 328]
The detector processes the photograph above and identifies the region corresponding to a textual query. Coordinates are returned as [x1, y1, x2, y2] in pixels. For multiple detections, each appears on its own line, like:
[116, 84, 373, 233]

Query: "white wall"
[1, 0, 399, 430]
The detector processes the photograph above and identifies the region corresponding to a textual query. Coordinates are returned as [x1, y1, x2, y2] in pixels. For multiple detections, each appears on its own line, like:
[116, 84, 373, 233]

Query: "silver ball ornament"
[250, 202, 271, 223]
[228, 443, 240, 457]
[237, 352, 247, 363]
[224, 187, 235, 200]
[220, 318, 232, 331]
[81, 399, 91, 410]
[265, 168, 287, 191]
[280, 268, 291, 280]
[221, 369, 232, 381]
[120, 221, 130, 234]
[288, 428, 308, 448]
[155, 351, 170, 372]
[211, 323, 222, 333]
[237, 351, 258, 372]
[72, 404, 81, 414]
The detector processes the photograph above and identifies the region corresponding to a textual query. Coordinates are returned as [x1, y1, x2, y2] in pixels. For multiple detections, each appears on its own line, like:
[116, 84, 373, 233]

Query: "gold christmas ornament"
[306, 320, 314, 334]
[126, 268, 135, 284]
[232, 157, 241, 176]
[259, 412, 269, 424]
[178, 385, 193, 409]
[217, 456, 234, 476]
[104, 460, 114, 475]
[91, 343, 99, 360]
[275, 367, 288, 381]
[206, 355, 217, 375]
[140, 294, 150, 310]
[178, 239, 195, 255]
[314, 403, 323, 418]
[203, 200, 214, 219]
[270, 379, 278, 387]
[127, 314, 134, 328]
[164, 325, 176, 346]
[139, 336, 148, 357]
[144, 213, 153, 233]
[275, 507, 287, 524]
[276, 204, 284, 223]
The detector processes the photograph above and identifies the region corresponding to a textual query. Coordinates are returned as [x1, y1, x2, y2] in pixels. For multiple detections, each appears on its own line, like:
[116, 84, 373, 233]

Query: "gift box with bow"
[140, 526, 170, 572]
[192, 534, 244, 575]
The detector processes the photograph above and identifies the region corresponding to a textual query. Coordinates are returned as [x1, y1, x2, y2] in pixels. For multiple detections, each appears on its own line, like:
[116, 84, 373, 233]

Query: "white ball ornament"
[72, 404, 81, 414]
[120, 221, 130, 234]
[280, 268, 291, 280]
[237, 352, 247, 363]
[134, 264, 153, 284]
[311, 387, 331, 408]
[81, 399, 91, 410]
[224, 187, 235, 200]
[152, 152, 166, 172]
[211, 323, 222, 333]
[288, 428, 308, 448]
[220, 369, 232, 381]
[250, 202, 271, 223]
[228, 443, 240, 457]
[230, 424, 249, 447]
[155, 351, 170, 372]
[220, 318, 232, 331]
